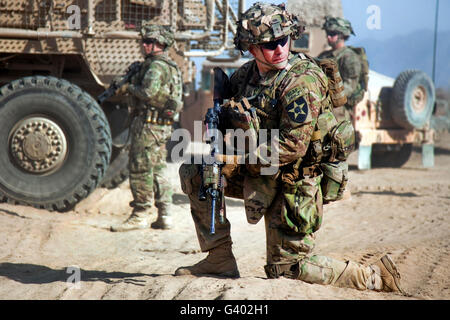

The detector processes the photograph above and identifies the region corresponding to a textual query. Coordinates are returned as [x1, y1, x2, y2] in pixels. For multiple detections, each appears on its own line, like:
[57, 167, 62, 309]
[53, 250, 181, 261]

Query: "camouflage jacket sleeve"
[276, 66, 326, 166]
[338, 48, 361, 97]
[128, 59, 171, 108]
[245, 62, 328, 176]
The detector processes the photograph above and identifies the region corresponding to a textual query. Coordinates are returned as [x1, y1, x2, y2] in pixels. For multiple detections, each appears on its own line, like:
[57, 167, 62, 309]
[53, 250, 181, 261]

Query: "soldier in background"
[110, 24, 183, 232]
[175, 2, 405, 295]
[318, 16, 363, 121]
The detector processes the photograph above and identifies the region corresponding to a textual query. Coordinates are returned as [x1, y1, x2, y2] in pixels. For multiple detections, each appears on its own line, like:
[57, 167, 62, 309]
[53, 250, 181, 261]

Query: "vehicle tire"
[99, 104, 130, 189]
[390, 69, 435, 130]
[371, 143, 412, 168]
[0, 76, 112, 211]
[100, 145, 129, 189]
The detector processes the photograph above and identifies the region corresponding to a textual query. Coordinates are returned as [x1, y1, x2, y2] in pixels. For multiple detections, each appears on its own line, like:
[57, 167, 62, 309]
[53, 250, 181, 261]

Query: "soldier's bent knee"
[179, 163, 201, 195]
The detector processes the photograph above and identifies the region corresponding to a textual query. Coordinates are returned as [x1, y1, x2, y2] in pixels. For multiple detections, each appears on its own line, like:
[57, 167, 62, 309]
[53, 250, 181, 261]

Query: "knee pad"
[297, 255, 347, 285]
[179, 163, 200, 195]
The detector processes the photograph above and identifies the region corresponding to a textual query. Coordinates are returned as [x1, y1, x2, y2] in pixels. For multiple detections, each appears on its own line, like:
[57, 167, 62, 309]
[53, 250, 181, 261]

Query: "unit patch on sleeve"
[286, 96, 309, 123]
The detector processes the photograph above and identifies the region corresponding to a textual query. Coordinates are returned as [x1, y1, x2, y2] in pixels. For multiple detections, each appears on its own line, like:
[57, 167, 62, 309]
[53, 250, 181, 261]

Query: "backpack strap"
[271, 53, 308, 101]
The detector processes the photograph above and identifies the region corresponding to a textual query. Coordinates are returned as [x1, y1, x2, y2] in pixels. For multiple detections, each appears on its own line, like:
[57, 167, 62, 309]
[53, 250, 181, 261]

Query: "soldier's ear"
[248, 44, 258, 57]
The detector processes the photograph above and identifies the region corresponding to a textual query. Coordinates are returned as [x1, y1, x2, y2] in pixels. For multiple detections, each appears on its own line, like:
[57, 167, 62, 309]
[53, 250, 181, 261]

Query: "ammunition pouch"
[319, 119, 354, 203]
[141, 108, 174, 126]
[281, 169, 323, 235]
[326, 119, 355, 162]
[320, 161, 348, 203]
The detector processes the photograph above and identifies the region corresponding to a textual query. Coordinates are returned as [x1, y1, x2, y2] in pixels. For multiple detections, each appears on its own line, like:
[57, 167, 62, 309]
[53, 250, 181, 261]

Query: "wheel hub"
[9, 117, 68, 174]
[412, 85, 427, 113]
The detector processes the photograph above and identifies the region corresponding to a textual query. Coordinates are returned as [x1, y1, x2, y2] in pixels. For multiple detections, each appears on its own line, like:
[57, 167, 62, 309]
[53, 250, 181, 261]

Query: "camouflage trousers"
[179, 163, 371, 290]
[129, 115, 173, 210]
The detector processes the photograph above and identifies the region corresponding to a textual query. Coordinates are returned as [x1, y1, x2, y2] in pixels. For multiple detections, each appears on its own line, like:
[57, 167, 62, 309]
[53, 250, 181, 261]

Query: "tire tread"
[0, 76, 112, 211]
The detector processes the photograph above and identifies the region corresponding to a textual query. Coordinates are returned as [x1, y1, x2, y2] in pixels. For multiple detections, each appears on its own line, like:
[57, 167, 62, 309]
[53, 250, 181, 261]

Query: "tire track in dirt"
[0, 136, 449, 299]
[400, 240, 450, 299]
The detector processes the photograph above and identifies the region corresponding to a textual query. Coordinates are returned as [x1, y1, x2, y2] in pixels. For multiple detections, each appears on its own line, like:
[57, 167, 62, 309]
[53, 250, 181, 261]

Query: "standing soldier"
[174, 2, 405, 295]
[110, 23, 183, 232]
[318, 16, 365, 121]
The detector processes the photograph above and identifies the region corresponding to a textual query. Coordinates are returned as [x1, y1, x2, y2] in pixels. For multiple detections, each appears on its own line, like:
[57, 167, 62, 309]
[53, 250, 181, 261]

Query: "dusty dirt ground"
[0, 132, 449, 301]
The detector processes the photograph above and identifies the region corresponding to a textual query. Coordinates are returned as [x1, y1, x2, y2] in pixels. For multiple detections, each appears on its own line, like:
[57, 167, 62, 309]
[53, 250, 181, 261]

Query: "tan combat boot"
[367, 254, 407, 295]
[151, 204, 173, 230]
[110, 207, 155, 232]
[174, 245, 240, 278]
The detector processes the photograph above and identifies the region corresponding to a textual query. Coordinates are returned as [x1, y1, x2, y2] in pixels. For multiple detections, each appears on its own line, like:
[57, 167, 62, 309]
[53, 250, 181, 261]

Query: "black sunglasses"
[326, 31, 339, 37]
[143, 38, 155, 45]
[261, 36, 289, 50]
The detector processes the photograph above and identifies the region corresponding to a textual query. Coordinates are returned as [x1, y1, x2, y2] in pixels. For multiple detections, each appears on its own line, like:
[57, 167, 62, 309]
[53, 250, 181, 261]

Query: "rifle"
[198, 67, 230, 234]
[97, 61, 142, 104]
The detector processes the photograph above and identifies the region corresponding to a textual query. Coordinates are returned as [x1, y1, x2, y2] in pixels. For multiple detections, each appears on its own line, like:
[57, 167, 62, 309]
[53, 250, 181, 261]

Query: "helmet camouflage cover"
[234, 2, 303, 51]
[140, 23, 175, 48]
[322, 16, 355, 37]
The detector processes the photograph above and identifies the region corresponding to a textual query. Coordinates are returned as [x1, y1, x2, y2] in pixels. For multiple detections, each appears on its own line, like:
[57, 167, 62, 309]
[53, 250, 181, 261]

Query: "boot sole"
[175, 269, 240, 279]
[218, 271, 240, 278]
[151, 223, 172, 230]
[110, 225, 149, 232]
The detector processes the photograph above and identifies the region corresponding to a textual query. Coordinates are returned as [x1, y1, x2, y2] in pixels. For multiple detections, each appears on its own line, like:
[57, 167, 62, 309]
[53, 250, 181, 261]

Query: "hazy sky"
[193, 1, 448, 87]
[246, 0, 449, 41]
[341, 0, 449, 42]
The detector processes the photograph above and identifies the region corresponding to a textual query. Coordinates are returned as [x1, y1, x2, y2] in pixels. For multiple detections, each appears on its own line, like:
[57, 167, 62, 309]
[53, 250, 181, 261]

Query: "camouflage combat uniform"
[176, 3, 405, 295]
[318, 16, 362, 121]
[111, 24, 183, 231]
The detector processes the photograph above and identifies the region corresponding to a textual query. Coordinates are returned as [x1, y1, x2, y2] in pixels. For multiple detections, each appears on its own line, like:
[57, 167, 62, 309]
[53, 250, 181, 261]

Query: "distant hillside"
[351, 29, 450, 89]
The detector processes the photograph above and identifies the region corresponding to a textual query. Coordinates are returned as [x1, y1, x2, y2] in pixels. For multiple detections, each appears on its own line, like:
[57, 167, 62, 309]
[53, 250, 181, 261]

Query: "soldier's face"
[326, 32, 340, 47]
[250, 36, 290, 71]
[142, 39, 165, 55]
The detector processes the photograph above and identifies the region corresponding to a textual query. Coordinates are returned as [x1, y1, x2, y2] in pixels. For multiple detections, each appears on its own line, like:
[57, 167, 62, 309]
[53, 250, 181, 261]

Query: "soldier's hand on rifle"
[221, 100, 254, 131]
[117, 83, 129, 95]
[215, 154, 244, 179]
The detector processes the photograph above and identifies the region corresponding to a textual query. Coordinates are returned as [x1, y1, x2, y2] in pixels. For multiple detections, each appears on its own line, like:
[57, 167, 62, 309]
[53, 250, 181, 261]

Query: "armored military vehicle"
[352, 69, 435, 169]
[0, 0, 242, 210]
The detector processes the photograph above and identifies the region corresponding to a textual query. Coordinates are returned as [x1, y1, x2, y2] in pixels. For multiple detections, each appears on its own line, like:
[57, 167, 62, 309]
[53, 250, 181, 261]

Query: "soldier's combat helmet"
[322, 16, 355, 37]
[234, 2, 303, 51]
[140, 23, 174, 49]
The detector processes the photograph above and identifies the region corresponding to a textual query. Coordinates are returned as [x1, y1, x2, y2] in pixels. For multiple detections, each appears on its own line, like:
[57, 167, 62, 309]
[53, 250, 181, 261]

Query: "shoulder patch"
[286, 96, 309, 123]
[283, 87, 304, 105]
